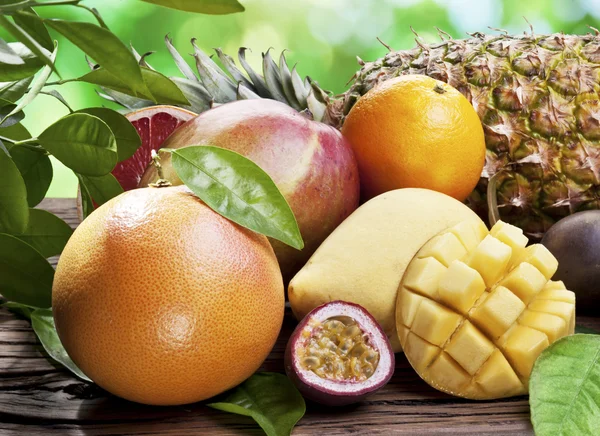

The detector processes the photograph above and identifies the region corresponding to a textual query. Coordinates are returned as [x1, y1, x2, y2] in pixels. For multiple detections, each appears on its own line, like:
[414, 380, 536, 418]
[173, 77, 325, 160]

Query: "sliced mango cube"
[445, 321, 495, 376]
[513, 244, 558, 279]
[404, 332, 440, 372]
[518, 310, 567, 342]
[470, 286, 525, 339]
[427, 352, 471, 394]
[543, 280, 566, 291]
[448, 220, 487, 251]
[474, 350, 523, 397]
[410, 299, 462, 346]
[502, 325, 549, 379]
[397, 288, 426, 328]
[403, 257, 446, 299]
[498, 262, 547, 304]
[490, 221, 528, 256]
[538, 287, 576, 304]
[528, 299, 575, 324]
[438, 261, 486, 314]
[418, 232, 467, 267]
[397, 324, 410, 345]
[468, 235, 512, 287]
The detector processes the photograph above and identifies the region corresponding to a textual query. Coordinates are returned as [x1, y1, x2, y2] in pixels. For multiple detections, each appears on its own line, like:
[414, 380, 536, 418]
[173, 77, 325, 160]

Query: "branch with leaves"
[0, 2, 311, 435]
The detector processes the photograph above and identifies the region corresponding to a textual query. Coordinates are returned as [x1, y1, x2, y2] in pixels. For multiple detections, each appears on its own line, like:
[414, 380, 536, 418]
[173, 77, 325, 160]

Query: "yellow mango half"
[288, 188, 484, 352]
[396, 220, 575, 399]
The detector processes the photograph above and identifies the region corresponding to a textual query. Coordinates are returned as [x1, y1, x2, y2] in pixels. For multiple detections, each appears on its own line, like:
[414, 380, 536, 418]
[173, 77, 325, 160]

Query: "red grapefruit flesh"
[113, 105, 196, 191]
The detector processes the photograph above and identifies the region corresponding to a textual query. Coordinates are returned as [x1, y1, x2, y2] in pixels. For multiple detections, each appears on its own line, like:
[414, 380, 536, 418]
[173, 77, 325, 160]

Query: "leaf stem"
[0, 0, 81, 14]
[45, 78, 79, 86]
[0, 135, 17, 144]
[0, 135, 42, 151]
[12, 138, 47, 153]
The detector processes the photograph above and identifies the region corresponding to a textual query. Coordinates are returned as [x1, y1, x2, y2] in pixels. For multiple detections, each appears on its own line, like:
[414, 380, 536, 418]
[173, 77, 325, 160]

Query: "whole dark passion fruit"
[285, 301, 394, 406]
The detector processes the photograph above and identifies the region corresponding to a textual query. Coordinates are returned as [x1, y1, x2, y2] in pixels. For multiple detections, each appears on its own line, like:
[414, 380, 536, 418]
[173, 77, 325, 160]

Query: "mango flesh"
[396, 220, 575, 400]
[289, 188, 484, 352]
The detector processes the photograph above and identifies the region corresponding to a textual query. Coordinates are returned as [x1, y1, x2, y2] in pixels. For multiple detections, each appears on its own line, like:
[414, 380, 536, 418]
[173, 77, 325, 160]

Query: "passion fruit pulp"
[285, 301, 394, 406]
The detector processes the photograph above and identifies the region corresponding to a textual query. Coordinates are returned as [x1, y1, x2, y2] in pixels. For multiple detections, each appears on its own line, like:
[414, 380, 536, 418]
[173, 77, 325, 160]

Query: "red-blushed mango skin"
[53, 186, 284, 406]
[285, 301, 395, 406]
[140, 99, 360, 280]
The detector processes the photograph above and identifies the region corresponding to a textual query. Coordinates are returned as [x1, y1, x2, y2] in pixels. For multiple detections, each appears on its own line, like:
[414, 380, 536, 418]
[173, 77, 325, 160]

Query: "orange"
[342, 75, 486, 201]
[52, 186, 284, 406]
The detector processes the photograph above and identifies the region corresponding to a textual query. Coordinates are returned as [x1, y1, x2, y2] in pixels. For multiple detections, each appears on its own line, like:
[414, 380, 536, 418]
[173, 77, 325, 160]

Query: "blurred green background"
[4, 0, 599, 197]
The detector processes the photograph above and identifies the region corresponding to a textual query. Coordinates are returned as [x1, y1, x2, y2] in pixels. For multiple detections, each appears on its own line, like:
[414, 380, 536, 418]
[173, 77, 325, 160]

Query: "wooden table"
[1, 199, 598, 435]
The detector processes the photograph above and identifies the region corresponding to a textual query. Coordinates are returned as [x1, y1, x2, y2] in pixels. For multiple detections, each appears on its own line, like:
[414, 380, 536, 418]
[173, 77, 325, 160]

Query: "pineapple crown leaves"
[97, 35, 332, 123]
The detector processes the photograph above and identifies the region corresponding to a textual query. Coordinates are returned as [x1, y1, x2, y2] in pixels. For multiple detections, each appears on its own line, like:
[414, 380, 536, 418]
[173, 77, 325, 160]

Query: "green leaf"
[0, 15, 57, 76]
[76, 107, 141, 162]
[0, 233, 53, 307]
[208, 372, 305, 436]
[530, 334, 600, 436]
[10, 145, 53, 206]
[0, 97, 24, 127]
[0, 143, 29, 234]
[167, 146, 304, 250]
[0, 42, 44, 81]
[78, 173, 123, 206]
[0, 76, 33, 102]
[15, 209, 72, 258]
[31, 308, 91, 382]
[79, 66, 189, 106]
[13, 8, 54, 52]
[37, 113, 117, 176]
[1, 42, 56, 125]
[0, 36, 25, 65]
[140, 0, 244, 14]
[0, 122, 30, 144]
[45, 19, 147, 98]
[2, 301, 37, 320]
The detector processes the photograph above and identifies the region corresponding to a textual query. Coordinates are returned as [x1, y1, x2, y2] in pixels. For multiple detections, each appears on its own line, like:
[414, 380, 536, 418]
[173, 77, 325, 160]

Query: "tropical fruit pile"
[38, 23, 600, 436]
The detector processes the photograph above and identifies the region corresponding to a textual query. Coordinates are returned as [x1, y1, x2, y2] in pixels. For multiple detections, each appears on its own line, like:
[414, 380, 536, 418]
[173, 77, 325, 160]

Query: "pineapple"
[109, 31, 600, 239]
[338, 31, 600, 239]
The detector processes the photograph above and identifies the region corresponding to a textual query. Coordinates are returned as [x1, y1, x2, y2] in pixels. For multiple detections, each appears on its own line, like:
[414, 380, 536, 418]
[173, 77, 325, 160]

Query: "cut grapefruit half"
[116, 105, 197, 191]
[77, 106, 196, 220]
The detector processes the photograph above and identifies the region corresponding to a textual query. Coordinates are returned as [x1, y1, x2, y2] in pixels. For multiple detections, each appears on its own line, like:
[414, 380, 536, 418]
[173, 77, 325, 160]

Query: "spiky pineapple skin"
[338, 32, 600, 239]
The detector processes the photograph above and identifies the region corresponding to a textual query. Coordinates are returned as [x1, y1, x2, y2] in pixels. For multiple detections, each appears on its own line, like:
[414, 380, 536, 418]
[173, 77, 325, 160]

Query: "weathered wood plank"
[0, 198, 597, 435]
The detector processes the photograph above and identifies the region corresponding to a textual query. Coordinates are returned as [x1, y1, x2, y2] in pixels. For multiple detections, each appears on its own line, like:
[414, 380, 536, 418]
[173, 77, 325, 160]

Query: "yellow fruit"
[396, 220, 575, 399]
[341, 75, 486, 201]
[288, 188, 484, 352]
[52, 186, 284, 406]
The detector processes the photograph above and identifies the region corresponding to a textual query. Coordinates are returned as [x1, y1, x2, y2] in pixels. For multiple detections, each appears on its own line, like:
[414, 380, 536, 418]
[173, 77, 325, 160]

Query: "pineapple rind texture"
[341, 33, 600, 238]
[395, 219, 576, 400]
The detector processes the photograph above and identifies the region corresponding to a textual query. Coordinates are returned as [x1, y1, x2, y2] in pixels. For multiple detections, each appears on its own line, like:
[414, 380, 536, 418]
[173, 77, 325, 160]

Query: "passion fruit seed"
[298, 317, 380, 382]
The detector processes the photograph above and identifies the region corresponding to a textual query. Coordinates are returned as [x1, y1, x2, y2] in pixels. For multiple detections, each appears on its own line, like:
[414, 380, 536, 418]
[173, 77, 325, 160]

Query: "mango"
[396, 220, 575, 399]
[288, 188, 484, 352]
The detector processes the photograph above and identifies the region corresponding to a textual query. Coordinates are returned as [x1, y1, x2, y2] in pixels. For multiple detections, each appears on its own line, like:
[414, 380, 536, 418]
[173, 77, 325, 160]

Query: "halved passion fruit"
[285, 301, 394, 406]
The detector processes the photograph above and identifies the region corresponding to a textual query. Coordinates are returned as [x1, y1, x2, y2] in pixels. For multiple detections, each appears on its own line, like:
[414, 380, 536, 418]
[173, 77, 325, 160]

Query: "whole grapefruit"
[342, 75, 485, 202]
[53, 186, 284, 406]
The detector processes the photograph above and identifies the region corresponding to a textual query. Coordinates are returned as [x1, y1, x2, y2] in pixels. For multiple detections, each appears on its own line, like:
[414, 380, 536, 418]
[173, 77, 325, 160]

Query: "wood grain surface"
[0, 198, 598, 435]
